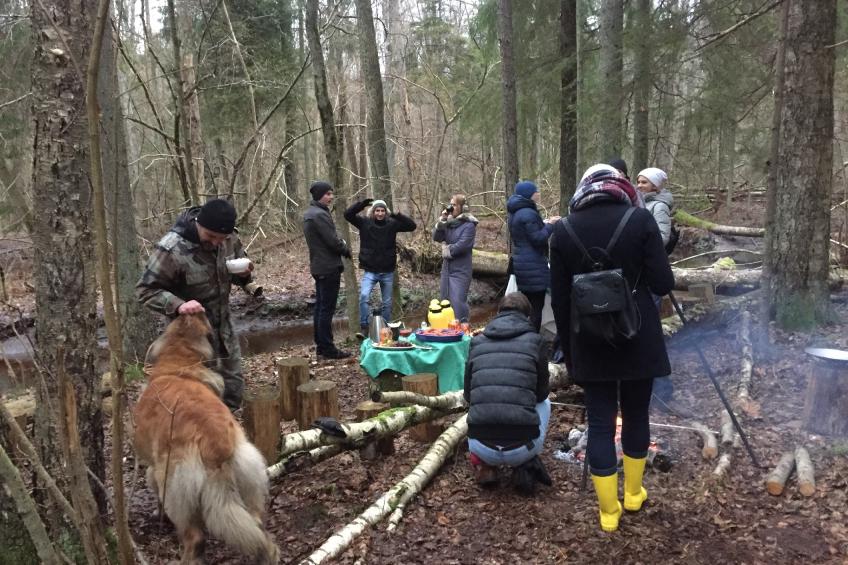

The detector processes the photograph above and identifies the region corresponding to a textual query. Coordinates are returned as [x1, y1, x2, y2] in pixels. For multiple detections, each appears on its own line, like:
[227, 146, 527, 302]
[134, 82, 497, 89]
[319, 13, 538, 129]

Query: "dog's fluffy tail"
[201, 442, 280, 564]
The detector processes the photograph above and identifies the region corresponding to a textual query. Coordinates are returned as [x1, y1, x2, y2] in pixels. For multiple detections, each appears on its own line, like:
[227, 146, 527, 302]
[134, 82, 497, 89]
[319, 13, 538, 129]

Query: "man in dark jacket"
[137, 198, 254, 410]
[303, 181, 352, 359]
[464, 292, 552, 493]
[344, 198, 416, 331]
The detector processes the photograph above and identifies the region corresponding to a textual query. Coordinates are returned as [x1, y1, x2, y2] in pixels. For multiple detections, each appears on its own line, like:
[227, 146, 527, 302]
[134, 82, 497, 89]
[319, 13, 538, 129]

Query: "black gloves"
[362, 198, 374, 207]
[342, 246, 353, 259]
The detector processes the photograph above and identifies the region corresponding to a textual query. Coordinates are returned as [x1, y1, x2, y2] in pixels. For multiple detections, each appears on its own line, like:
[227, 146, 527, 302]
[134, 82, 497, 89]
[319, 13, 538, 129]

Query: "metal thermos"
[368, 309, 386, 343]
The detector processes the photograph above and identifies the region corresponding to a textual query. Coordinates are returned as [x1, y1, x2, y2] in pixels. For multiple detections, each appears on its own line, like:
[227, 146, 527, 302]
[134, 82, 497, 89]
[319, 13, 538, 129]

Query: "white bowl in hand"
[226, 258, 251, 274]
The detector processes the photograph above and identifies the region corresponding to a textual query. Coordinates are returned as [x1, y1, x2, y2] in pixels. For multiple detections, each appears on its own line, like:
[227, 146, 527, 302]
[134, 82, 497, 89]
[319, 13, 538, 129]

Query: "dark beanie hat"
[608, 158, 629, 178]
[514, 180, 539, 199]
[196, 198, 237, 234]
[309, 181, 333, 201]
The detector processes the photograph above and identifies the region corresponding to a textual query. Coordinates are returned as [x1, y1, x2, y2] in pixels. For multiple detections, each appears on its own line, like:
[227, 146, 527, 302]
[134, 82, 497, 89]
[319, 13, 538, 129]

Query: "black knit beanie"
[196, 198, 237, 234]
[608, 158, 629, 179]
[309, 181, 333, 201]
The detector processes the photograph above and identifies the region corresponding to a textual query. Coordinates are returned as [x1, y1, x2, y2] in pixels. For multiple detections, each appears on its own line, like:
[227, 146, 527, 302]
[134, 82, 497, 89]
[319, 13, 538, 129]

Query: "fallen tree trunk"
[301, 415, 468, 564]
[267, 444, 343, 480]
[674, 210, 765, 237]
[765, 452, 796, 496]
[274, 403, 462, 462]
[794, 447, 816, 497]
[371, 390, 464, 410]
[673, 268, 761, 291]
[690, 422, 718, 460]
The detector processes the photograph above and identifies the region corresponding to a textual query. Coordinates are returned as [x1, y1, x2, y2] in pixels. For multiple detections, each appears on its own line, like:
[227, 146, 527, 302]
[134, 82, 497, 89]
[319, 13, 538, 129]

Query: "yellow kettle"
[427, 300, 450, 329]
[439, 299, 456, 325]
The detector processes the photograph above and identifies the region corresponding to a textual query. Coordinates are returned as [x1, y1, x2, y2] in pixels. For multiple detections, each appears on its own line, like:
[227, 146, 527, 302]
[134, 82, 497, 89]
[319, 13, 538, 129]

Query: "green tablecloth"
[359, 334, 471, 393]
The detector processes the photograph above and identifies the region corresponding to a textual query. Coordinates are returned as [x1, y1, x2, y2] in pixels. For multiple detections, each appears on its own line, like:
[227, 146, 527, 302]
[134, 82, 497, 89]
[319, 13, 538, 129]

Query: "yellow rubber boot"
[622, 455, 648, 511]
[590, 473, 623, 532]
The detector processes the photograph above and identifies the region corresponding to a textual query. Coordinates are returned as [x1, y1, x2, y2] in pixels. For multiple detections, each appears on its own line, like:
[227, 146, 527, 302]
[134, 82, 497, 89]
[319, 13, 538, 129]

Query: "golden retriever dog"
[134, 313, 279, 564]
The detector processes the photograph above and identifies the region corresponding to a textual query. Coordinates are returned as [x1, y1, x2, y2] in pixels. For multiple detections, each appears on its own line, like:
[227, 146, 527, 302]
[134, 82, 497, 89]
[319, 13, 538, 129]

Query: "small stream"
[0, 302, 500, 394]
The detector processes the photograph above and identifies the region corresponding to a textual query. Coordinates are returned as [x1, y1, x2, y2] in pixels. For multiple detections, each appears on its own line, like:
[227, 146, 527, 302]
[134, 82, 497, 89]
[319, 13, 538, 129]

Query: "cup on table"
[226, 257, 251, 274]
[461, 322, 471, 334]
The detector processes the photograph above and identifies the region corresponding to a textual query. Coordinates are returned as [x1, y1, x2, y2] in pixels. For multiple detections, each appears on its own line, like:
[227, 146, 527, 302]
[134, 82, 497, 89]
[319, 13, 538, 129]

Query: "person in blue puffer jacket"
[507, 181, 561, 331]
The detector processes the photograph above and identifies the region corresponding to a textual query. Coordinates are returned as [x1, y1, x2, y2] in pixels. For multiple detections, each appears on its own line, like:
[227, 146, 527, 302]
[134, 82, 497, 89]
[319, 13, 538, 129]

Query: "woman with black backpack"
[549, 164, 674, 532]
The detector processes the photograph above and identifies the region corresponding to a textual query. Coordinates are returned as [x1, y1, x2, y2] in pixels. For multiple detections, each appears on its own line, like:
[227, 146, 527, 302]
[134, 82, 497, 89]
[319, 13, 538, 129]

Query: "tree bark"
[355, 0, 392, 204]
[30, 0, 106, 513]
[98, 12, 157, 362]
[559, 0, 577, 212]
[768, 0, 836, 330]
[598, 0, 623, 160]
[631, 0, 651, 174]
[306, 0, 359, 335]
[497, 0, 519, 198]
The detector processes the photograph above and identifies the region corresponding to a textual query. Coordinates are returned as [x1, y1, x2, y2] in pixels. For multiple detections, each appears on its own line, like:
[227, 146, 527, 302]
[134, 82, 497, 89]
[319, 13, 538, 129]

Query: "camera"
[444, 204, 455, 214]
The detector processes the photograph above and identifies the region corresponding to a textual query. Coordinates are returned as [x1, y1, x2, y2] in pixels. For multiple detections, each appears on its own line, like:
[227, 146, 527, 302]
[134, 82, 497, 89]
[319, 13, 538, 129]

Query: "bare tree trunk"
[497, 0, 519, 198]
[559, 0, 577, 212]
[769, 0, 835, 330]
[761, 0, 791, 337]
[87, 1, 135, 561]
[306, 0, 359, 335]
[599, 0, 623, 160]
[98, 13, 157, 362]
[166, 0, 199, 204]
[30, 0, 106, 515]
[355, 0, 392, 205]
[631, 0, 651, 174]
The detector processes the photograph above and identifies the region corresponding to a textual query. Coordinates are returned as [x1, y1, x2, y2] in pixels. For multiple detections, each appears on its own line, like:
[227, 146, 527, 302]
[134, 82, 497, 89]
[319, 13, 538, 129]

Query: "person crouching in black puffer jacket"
[464, 292, 552, 494]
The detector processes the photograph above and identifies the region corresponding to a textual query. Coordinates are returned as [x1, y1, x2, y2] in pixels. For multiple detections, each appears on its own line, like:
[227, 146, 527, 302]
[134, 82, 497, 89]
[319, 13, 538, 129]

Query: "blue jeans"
[359, 271, 394, 327]
[468, 399, 551, 468]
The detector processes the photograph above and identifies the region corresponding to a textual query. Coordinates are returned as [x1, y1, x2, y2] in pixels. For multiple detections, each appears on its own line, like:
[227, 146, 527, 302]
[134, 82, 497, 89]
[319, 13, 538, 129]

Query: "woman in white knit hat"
[636, 167, 675, 406]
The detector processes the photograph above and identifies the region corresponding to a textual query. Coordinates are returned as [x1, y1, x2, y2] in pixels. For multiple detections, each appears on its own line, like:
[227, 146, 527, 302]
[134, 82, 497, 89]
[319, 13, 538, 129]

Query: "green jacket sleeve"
[136, 248, 185, 316]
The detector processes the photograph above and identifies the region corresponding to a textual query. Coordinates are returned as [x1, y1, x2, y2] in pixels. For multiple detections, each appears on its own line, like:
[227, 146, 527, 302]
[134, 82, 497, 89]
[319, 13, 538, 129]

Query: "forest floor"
[2, 209, 848, 564]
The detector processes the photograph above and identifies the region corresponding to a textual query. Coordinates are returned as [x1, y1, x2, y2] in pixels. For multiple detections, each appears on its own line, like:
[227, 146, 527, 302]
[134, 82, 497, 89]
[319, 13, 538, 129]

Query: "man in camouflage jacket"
[136, 199, 252, 410]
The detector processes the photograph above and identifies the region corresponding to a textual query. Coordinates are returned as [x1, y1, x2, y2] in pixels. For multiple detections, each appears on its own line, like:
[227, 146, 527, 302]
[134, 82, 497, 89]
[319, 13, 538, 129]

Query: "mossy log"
[673, 210, 765, 237]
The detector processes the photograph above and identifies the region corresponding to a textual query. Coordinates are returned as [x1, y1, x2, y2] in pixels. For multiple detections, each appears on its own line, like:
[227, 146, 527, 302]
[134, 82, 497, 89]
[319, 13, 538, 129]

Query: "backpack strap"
[605, 207, 636, 255]
[561, 207, 637, 267]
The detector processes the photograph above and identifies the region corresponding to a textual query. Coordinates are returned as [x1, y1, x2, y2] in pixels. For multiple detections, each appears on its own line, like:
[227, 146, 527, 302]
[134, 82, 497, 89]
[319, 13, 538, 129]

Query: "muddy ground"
[2, 213, 848, 564]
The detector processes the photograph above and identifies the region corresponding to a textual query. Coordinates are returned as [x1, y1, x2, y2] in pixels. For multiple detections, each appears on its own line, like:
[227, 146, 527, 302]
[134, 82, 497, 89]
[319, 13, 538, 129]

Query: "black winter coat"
[303, 201, 348, 276]
[463, 311, 550, 443]
[344, 200, 416, 273]
[549, 201, 674, 383]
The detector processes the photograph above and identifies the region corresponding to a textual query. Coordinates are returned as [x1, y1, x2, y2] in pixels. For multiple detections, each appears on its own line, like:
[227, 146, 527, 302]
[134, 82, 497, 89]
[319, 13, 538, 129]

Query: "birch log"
[720, 409, 737, 447]
[765, 452, 795, 496]
[267, 444, 343, 480]
[736, 310, 753, 406]
[673, 210, 765, 237]
[371, 390, 465, 410]
[274, 404, 459, 462]
[794, 447, 816, 496]
[300, 415, 468, 565]
[690, 422, 718, 459]
[712, 452, 732, 479]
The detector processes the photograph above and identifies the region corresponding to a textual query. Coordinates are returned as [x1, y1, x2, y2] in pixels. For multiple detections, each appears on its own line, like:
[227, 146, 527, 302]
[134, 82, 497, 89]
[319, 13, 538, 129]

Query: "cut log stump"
[297, 380, 339, 430]
[402, 374, 442, 443]
[802, 358, 848, 437]
[355, 400, 395, 459]
[277, 357, 309, 421]
[794, 447, 816, 497]
[243, 384, 283, 463]
[765, 452, 795, 496]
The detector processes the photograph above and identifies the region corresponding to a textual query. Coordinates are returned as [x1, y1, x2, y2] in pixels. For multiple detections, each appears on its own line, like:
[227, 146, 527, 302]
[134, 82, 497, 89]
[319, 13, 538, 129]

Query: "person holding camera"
[303, 181, 353, 360]
[549, 165, 674, 532]
[344, 197, 416, 332]
[432, 194, 478, 322]
[136, 198, 254, 411]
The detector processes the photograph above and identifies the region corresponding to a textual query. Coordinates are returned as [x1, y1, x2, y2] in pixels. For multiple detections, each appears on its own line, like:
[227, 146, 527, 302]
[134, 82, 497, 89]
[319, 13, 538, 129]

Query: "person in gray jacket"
[636, 168, 674, 247]
[303, 181, 352, 359]
[636, 167, 675, 403]
[432, 194, 477, 322]
[464, 292, 551, 493]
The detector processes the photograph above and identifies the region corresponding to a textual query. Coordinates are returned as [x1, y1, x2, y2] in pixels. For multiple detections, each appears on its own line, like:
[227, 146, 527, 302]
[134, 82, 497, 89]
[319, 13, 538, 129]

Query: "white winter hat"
[637, 167, 668, 190]
[579, 163, 618, 182]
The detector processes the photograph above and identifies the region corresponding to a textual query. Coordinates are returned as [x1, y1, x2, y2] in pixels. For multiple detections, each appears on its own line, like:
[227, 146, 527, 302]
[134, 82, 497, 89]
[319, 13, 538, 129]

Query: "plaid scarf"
[569, 169, 643, 212]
